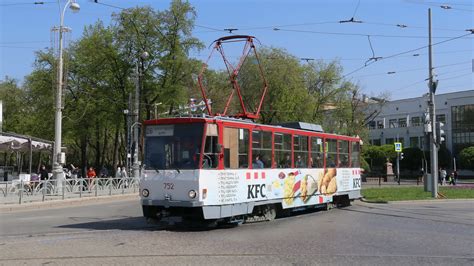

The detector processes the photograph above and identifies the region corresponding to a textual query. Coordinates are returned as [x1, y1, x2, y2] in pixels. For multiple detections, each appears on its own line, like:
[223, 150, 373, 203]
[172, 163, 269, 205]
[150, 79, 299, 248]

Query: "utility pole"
[132, 63, 140, 179]
[132, 52, 149, 179]
[428, 8, 438, 198]
[52, 0, 80, 183]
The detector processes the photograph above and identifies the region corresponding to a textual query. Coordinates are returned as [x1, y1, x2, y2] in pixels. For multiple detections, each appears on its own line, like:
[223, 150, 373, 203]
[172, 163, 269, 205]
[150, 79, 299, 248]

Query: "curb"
[387, 198, 474, 204]
[358, 198, 474, 204]
[359, 198, 388, 204]
[0, 193, 139, 213]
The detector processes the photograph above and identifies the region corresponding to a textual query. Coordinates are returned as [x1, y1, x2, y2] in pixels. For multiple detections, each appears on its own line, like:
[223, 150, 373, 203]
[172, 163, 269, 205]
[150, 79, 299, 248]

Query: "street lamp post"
[52, 0, 80, 181]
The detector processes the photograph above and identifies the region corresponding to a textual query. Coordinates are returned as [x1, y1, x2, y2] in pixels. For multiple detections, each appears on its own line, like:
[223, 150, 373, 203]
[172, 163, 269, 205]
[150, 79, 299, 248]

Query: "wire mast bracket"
[197, 35, 268, 120]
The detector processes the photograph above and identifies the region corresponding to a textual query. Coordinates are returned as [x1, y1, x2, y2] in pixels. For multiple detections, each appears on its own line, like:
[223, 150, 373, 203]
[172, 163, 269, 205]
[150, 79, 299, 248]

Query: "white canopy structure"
[0, 133, 53, 178]
[0, 135, 52, 152]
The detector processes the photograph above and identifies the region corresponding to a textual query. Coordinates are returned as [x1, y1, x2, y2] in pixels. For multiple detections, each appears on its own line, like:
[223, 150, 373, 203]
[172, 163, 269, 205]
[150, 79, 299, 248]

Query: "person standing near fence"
[39, 165, 48, 181]
[38, 165, 49, 189]
[115, 166, 122, 186]
[86, 167, 96, 190]
[121, 167, 128, 188]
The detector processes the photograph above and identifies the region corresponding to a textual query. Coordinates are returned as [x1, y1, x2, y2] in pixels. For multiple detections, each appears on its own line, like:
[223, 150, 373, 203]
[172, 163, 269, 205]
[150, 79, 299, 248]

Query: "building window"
[377, 121, 384, 129]
[385, 138, 394, 145]
[436, 114, 446, 124]
[371, 139, 381, 146]
[452, 104, 474, 156]
[389, 119, 397, 128]
[368, 121, 376, 130]
[398, 118, 407, 128]
[410, 137, 419, 148]
[411, 116, 421, 127]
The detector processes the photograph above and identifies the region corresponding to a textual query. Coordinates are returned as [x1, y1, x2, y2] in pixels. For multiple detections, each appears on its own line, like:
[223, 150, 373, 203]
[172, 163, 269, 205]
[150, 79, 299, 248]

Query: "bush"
[362, 144, 397, 175]
[459, 146, 474, 170]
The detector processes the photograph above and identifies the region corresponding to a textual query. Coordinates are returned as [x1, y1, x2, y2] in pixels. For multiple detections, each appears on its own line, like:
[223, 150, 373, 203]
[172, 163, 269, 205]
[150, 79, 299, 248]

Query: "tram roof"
[144, 116, 360, 141]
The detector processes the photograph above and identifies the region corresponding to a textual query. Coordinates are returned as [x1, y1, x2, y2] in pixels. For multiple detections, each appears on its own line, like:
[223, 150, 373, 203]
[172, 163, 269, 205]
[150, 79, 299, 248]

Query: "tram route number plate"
[163, 183, 174, 190]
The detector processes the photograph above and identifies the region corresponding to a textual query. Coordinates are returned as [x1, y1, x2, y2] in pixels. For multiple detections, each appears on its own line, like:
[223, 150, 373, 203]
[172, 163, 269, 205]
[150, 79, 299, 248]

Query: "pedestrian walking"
[448, 172, 455, 185]
[440, 168, 447, 186]
[38, 165, 49, 189]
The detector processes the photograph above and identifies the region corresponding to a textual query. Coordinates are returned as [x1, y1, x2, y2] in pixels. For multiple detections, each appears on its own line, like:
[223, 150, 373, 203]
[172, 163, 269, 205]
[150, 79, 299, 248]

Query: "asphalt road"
[1, 198, 473, 265]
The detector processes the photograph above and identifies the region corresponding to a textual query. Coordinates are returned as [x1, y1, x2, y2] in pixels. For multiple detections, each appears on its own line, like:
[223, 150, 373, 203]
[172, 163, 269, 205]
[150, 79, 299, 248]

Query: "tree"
[237, 47, 311, 124]
[0, 77, 27, 133]
[459, 146, 474, 170]
[112, 1, 203, 119]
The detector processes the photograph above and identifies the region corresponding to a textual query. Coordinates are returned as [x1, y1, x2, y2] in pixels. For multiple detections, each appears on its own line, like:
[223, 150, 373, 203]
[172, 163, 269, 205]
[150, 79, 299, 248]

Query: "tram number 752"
[163, 183, 174, 190]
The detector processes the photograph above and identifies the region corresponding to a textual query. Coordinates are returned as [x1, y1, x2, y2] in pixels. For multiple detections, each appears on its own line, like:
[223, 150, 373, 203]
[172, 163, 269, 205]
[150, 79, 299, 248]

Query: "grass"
[361, 186, 474, 203]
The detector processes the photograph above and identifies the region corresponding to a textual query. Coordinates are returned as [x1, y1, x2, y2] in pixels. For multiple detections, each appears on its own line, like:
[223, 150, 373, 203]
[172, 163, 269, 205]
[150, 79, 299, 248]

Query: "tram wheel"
[263, 205, 277, 221]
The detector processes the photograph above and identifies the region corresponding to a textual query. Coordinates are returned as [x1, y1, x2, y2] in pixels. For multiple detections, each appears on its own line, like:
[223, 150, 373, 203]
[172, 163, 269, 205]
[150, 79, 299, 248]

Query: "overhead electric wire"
[0, 1, 54, 6]
[92, 0, 125, 10]
[405, 0, 474, 12]
[273, 28, 471, 39]
[439, 72, 472, 81]
[342, 32, 472, 78]
[351, 0, 362, 19]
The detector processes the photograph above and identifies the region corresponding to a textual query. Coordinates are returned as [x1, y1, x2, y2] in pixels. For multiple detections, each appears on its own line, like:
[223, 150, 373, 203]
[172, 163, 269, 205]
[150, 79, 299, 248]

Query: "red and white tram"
[139, 35, 361, 224]
[139, 116, 362, 223]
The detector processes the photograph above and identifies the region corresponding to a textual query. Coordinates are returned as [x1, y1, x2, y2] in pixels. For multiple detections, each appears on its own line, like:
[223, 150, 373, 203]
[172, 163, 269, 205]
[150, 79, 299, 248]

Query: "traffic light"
[399, 152, 404, 160]
[436, 122, 446, 144]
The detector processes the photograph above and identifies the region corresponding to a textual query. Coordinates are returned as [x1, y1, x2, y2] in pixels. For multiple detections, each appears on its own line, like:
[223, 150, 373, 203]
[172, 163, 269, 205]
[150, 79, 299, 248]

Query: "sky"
[0, 0, 473, 101]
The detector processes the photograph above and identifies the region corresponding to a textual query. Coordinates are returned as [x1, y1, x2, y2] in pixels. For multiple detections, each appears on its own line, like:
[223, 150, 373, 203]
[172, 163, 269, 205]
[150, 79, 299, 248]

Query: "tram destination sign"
[146, 125, 174, 137]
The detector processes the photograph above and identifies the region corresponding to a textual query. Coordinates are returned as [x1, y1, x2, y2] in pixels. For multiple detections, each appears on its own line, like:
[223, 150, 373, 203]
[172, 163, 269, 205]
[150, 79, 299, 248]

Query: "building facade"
[366, 90, 474, 159]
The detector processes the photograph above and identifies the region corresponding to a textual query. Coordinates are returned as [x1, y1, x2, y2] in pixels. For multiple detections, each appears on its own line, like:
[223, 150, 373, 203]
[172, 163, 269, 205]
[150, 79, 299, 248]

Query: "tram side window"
[275, 133, 291, 168]
[311, 137, 323, 168]
[252, 130, 272, 168]
[223, 127, 249, 169]
[351, 141, 360, 167]
[202, 124, 219, 169]
[294, 135, 308, 168]
[338, 140, 350, 168]
[326, 139, 337, 168]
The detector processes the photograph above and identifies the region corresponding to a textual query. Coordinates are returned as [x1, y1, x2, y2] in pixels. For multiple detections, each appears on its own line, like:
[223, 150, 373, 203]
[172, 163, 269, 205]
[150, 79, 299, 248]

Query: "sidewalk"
[0, 193, 139, 213]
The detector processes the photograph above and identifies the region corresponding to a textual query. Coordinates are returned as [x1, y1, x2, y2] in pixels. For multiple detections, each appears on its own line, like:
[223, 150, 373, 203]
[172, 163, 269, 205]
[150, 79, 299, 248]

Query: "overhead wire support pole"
[53, 0, 80, 184]
[428, 8, 438, 198]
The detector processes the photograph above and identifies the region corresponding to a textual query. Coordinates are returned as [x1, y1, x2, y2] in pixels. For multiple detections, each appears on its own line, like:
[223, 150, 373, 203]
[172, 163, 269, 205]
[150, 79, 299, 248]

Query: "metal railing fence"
[0, 177, 139, 205]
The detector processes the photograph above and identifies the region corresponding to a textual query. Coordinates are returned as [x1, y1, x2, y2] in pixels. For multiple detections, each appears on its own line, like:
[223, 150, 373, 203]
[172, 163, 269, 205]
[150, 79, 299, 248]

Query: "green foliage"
[360, 156, 370, 173]
[362, 144, 398, 174]
[0, 78, 27, 133]
[459, 146, 474, 170]
[238, 47, 310, 124]
[362, 187, 474, 202]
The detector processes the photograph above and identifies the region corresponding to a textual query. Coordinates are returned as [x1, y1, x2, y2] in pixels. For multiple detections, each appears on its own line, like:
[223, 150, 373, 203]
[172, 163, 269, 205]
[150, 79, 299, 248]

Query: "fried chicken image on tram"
[283, 172, 296, 205]
[318, 168, 337, 195]
[300, 175, 308, 202]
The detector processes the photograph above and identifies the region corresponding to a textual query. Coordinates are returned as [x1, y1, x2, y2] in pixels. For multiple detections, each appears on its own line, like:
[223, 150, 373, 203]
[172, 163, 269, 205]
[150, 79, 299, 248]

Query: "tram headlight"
[141, 189, 150, 197]
[188, 190, 197, 199]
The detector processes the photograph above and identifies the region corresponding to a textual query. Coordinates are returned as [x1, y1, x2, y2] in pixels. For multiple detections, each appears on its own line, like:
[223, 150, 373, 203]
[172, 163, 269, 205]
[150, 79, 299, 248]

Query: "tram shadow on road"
[56, 216, 239, 232]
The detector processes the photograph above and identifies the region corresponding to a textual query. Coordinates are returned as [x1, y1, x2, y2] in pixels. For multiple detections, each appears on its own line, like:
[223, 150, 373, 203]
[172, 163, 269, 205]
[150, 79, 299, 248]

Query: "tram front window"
[144, 124, 203, 170]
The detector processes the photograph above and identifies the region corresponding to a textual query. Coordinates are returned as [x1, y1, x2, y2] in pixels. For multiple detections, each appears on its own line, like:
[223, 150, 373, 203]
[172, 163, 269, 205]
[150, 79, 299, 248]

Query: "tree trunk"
[112, 120, 120, 172]
[80, 134, 87, 179]
[95, 123, 100, 169]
